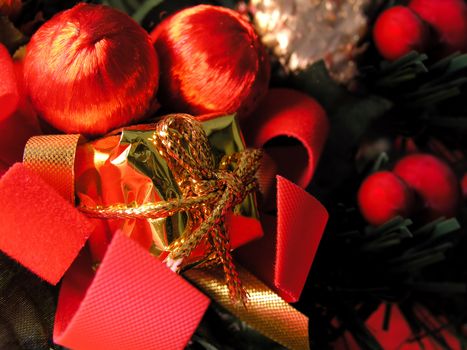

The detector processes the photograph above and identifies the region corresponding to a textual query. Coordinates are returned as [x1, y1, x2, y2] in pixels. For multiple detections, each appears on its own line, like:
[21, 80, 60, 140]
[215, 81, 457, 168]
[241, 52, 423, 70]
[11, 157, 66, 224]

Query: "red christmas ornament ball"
[373, 6, 428, 61]
[24, 3, 159, 135]
[409, 0, 467, 53]
[394, 154, 460, 220]
[150, 5, 270, 119]
[358, 171, 414, 226]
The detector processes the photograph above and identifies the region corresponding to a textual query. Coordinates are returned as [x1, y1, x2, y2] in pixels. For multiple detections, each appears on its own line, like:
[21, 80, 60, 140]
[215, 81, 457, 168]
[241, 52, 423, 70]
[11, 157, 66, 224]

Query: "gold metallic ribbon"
[23, 134, 82, 203]
[79, 114, 262, 304]
[185, 265, 310, 350]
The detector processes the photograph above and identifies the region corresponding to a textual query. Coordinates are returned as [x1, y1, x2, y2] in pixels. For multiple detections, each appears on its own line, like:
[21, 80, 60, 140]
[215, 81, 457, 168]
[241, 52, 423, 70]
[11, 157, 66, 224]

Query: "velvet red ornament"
[0, 47, 42, 169]
[394, 154, 460, 220]
[150, 5, 270, 119]
[373, 6, 428, 61]
[409, 0, 467, 54]
[24, 3, 159, 135]
[0, 43, 19, 122]
[358, 171, 414, 226]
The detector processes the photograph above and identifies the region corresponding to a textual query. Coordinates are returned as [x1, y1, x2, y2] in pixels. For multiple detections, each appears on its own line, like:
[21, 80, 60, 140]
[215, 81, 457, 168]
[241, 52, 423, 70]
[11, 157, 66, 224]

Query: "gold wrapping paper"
[74, 114, 261, 267]
[23, 134, 82, 203]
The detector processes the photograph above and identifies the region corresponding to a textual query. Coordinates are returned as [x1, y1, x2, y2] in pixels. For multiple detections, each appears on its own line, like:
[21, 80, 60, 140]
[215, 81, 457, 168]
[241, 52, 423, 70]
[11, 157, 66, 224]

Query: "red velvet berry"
[393, 154, 460, 220]
[358, 171, 414, 226]
[409, 0, 467, 53]
[373, 6, 428, 61]
[150, 5, 270, 119]
[24, 3, 159, 135]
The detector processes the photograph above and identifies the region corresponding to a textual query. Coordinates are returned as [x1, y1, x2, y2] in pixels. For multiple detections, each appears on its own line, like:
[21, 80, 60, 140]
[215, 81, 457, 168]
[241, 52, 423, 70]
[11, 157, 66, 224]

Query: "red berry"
[358, 171, 414, 226]
[24, 4, 159, 135]
[409, 0, 467, 53]
[373, 6, 428, 61]
[150, 5, 270, 120]
[393, 154, 460, 220]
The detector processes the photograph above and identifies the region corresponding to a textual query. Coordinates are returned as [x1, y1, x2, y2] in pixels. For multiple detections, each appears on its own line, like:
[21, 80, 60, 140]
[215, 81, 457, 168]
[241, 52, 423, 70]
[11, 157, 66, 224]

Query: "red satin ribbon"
[238, 88, 329, 302]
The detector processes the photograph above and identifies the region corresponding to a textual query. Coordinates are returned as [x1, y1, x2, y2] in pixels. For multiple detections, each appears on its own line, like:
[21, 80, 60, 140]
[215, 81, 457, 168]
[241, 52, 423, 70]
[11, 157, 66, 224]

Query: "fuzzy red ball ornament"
[373, 6, 428, 61]
[409, 0, 467, 53]
[358, 171, 414, 226]
[0, 43, 19, 122]
[150, 5, 270, 119]
[394, 154, 460, 220]
[24, 3, 159, 135]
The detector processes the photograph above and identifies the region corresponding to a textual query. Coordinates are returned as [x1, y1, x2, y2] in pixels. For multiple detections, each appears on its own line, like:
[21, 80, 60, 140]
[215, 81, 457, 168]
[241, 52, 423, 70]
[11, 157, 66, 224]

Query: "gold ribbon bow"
[80, 114, 262, 303]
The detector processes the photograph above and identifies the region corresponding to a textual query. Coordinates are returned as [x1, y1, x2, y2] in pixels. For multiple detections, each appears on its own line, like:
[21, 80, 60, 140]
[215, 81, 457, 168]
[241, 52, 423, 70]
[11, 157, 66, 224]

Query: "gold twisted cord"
[79, 114, 262, 304]
[79, 192, 220, 219]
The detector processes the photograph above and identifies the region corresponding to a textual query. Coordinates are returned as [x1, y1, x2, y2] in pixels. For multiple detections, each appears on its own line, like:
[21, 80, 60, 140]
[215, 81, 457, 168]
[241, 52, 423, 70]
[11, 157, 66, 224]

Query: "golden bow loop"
[80, 114, 262, 304]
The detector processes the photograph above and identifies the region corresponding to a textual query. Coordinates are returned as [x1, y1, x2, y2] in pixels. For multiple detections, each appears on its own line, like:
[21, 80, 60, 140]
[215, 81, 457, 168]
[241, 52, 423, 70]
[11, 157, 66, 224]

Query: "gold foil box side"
[75, 114, 260, 263]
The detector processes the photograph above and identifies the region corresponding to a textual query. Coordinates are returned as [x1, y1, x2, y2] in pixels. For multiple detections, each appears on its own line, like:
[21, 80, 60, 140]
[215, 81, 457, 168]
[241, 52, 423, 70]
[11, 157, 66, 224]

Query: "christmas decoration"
[72, 114, 264, 274]
[409, 0, 467, 54]
[373, 6, 428, 61]
[151, 5, 270, 119]
[24, 3, 159, 135]
[0, 43, 19, 121]
[358, 171, 414, 226]
[394, 154, 461, 220]
[0, 45, 41, 171]
[1, 0, 467, 349]
[250, 0, 370, 83]
[243, 88, 329, 189]
[0, 110, 328, 349]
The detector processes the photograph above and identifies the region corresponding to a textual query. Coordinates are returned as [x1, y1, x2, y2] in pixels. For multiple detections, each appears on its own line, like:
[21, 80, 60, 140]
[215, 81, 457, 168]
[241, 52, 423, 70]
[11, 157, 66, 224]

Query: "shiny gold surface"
[185, 266, 310, 350]
[252, 0, 370, 83]
[23, 134, 82, 203]
[75, 114, 260, 268]
[79, 114, 262, 302]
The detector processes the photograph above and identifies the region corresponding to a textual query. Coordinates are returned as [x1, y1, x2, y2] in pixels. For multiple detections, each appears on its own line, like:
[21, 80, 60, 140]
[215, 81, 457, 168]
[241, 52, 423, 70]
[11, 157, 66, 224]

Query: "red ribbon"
[0, 87, 329, 348]
[238, 88, 329, 302]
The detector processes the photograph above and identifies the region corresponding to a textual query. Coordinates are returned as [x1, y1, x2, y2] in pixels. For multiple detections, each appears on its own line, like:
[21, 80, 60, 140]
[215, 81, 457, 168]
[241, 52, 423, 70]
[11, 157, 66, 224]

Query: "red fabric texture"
[243, 88, 329, 189]
[54, 232, 210, 350]
[0, 54, 42, 168]
[0, 163, 93, 284]
[226, 213, 263, 249]
[237, 88, 329, 302]
[237, 176, 328, 302]
[0, 44, 19, 121]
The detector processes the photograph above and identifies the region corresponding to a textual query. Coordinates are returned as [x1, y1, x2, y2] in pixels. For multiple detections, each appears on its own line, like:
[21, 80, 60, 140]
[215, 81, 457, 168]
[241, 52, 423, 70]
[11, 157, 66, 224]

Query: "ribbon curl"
[79, 114, 262, 304]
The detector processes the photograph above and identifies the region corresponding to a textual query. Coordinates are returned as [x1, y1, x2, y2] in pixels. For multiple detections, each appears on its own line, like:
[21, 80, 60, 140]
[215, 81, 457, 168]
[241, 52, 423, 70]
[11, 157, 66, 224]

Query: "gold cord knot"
[79, 114, 262, 304]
